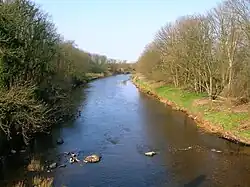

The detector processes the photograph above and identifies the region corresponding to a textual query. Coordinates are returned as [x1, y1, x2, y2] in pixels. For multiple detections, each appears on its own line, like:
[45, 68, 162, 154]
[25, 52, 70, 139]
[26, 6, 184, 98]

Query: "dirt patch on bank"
[239, 120, 250, 131]
[193, 97, 250, 114]
[193, 98, 211, 106]
[232, 104, 249, 113]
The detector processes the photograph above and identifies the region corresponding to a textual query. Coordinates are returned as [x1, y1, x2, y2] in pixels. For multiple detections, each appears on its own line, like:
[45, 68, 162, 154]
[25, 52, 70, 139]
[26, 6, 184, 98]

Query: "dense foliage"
[0, 0, 132, 144]
[136, 0, 250, 101]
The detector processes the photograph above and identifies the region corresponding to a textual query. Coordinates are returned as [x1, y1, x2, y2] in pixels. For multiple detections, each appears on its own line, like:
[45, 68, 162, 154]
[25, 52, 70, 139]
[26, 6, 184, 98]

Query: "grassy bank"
[132, 75, 250, 145]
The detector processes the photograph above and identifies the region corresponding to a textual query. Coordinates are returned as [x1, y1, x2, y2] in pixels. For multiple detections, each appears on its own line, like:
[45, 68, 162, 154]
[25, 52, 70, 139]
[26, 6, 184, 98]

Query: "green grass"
[134, 77, 250, 140]
[156, 86, 206, 109]
[203, 110, 248, 130]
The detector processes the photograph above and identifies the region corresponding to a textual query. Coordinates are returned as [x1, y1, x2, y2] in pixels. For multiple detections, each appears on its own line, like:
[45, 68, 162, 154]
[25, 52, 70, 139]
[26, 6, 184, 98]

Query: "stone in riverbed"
[64, 152, 71, 156]
[56, 138, 64, 145]
[10, 149, 17, 154]
[179, 146, 192, 151]
[58, 164, 67, 168]
[144, 151, 157, 157]
[69, 153, 80, 164]
[211, 148, 222, 153]
[49, 162, 57, 169]
[83, 154, 101, 163]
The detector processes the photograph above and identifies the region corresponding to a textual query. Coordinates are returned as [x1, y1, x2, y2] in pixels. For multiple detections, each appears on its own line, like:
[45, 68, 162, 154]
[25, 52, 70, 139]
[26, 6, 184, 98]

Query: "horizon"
[33, 0, 222, 62]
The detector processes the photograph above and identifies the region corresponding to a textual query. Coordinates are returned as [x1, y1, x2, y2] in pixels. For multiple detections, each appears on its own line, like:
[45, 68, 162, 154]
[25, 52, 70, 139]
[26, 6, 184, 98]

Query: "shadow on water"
[0, 85, 88, 186]
[184, 175, 206, 187]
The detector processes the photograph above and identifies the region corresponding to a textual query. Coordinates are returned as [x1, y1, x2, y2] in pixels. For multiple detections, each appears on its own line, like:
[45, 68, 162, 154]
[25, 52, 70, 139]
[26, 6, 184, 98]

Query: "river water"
[3, 74, 250, 187]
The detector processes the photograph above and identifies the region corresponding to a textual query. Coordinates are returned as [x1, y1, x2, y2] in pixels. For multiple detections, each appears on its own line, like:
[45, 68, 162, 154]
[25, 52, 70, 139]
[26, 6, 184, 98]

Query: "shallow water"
[3, 74, 250, 187]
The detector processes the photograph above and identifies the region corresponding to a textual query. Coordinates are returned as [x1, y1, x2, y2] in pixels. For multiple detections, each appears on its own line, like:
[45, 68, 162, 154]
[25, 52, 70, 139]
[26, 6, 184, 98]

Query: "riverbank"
[0, 73, 110, 160]
[85, 73, 106, 80]
[132, 74, 250, 146]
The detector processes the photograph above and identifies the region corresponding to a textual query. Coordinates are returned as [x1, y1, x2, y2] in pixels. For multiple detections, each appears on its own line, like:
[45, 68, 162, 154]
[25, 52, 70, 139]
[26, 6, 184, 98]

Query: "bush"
[0, 84, 51, 144]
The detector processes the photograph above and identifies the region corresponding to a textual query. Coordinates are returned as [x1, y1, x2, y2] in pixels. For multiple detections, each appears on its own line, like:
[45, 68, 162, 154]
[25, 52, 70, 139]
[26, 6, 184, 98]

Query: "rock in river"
[49, 162, 57, 169]
[69, 153, 80, 164]
[83, 154, 101, 163]
[56, 138, 64, 145]
[10, 149, 17, 154]
[144, 151, 157, 157]
[179, 146, 192, 151]
[211, 148, 222, 153]
[58, 164, 67, 168]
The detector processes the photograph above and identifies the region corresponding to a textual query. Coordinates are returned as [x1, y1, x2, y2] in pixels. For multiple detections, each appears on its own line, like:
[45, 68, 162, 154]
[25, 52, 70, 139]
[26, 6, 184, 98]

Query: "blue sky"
[34, 0, 222, 62]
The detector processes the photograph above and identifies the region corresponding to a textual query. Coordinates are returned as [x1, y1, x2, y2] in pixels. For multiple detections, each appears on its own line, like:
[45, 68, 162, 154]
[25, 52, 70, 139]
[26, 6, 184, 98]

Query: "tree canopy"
[136, 0, 250, 101]
[0, 0, 132, 143]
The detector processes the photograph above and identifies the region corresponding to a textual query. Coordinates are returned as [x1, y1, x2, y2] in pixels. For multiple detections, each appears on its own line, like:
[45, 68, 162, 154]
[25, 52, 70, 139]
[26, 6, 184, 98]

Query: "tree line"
[136, 0, 250, 101]
[0, 0, 132, 146]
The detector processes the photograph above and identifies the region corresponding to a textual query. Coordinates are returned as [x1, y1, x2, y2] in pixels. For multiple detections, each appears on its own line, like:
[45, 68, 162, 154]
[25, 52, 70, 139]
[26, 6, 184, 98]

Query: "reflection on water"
[2, 74, 250, 187]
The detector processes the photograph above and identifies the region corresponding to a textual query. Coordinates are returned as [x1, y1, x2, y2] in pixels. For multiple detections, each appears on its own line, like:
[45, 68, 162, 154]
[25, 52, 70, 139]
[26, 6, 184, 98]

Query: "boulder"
[83, 154, 101, 163]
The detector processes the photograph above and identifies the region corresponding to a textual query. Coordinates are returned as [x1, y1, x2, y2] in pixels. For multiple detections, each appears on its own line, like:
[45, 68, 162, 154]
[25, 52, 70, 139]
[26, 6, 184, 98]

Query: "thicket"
[0, 0, 131, 145]
[136, 0, 250, 101]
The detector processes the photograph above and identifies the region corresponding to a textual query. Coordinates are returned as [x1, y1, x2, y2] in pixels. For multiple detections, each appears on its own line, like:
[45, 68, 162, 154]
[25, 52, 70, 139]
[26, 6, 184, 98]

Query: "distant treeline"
[136, 0, 250, 101]
[0, 0, 133, 146]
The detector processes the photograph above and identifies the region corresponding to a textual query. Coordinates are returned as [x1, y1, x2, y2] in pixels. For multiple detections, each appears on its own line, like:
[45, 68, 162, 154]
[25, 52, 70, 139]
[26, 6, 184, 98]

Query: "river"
[3, 74, 250, 187]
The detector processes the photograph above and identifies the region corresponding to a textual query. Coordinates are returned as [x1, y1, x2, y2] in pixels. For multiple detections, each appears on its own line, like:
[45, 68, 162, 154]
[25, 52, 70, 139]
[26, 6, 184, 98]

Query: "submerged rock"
[64, 152, 70, 156]
[83, 154, 101, 163]
[49, 162, 57, 169]
[56, 138, 64, 145]
[179, 146, 192, 151]
[144, 151, 157, 156]
[10, 149, 16, 154]
[58, 164, 67, 168]
[211, 148, 222, 153]
[20, 149, 26, 153]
